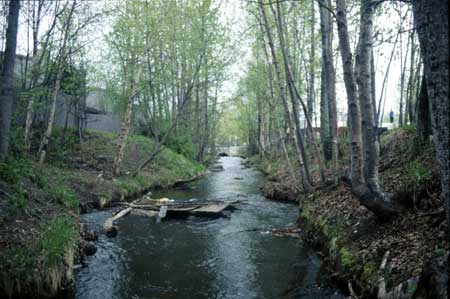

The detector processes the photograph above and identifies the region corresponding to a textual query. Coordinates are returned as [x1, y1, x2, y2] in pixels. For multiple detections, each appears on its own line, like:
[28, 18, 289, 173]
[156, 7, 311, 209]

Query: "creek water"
[73, 157, 342, 299]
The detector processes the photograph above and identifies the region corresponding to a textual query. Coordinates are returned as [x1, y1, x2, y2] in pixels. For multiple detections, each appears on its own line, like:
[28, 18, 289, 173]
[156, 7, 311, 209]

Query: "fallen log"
[103, 207, 132, 237]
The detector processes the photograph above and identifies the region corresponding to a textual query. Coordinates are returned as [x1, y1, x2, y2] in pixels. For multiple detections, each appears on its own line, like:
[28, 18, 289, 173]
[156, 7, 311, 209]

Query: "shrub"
[406, 160, 432, 189]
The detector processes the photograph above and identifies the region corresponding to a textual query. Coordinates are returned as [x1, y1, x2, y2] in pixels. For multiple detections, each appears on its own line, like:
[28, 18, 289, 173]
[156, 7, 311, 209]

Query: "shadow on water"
[73, 157, 343, 299]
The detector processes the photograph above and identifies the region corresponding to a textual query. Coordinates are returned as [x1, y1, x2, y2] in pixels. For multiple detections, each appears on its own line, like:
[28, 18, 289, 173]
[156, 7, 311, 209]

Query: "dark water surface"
[74, 157, 342, 299]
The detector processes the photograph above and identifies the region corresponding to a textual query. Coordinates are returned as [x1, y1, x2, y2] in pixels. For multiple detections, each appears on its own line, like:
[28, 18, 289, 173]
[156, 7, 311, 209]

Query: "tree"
[258, 1, 312, 192]
[319, 0, 338, 177]
[37, 0, 77, 165]
[0, 0, 20, 159]
[336, 0, 399, 220]
[412, 0, 449, 238]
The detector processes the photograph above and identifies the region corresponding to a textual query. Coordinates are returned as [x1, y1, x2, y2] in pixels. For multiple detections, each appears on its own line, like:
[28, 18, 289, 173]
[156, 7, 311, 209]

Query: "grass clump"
[0, 214, 77, 297]
[47, 185, 79, 209]
[38, 215, 77, 267]
[0, 157, 32, 185]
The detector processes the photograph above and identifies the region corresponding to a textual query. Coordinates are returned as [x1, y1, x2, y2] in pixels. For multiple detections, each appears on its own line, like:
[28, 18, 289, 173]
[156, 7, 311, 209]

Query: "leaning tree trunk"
[37, 0, 76, 165]
[259, 25, 297, 183]
[336, 0, 399, 221]
[0, 0, 20, 159]
[273, 2, 329, 187]
[258, 1, 312, 192]
[112, 67, 141, 177]
[412, 0, 449, 239]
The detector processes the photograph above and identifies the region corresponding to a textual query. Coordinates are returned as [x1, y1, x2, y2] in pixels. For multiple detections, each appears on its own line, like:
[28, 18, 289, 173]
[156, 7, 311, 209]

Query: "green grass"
[0, 157, 33, 185]
[0, 214, 77, 296]
[340, 247, 355, 268]
[38, 215, 77, 267]
[47, 185, 79, 209]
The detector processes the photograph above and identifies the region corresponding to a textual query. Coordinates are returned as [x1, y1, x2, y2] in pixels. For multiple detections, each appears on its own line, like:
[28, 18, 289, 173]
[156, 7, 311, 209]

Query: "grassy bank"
[251, 128, 448, 297]
[0, 129, 204, 298]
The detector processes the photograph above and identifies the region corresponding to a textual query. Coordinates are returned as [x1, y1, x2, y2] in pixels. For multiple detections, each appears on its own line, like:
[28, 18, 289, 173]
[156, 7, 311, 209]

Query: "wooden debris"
[103, 198, 240, 236]
[156, 205, 168, 223]
[103, 207, 132, 237]
[131, 209, 158, 218]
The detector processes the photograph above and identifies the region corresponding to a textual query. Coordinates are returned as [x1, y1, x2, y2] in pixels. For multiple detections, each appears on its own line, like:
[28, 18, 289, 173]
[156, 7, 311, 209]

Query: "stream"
[73, 157, 342, 299]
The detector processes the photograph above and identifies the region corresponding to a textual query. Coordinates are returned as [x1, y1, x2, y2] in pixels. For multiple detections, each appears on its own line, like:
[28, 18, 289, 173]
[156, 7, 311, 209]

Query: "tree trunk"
[307, 0, 316, 146]
[377, 29, 400, 126]
[24, 0, 46, 148]
[199, 59, 209, 162]
[335, 0, 364, 187]
[261, 29, 298, 185]
[399, 30, 410, 127]
[37, 0, 77, 165]
[406, 19, 416, 125]
[258, 2, 312, 192]
[0, 0, 20, 159]
[319, 0, 338, 177]
[356, 0, 379, 189]
[272, 2, 316, 187]
[412, 0, 449, 238]
[112, 67, 141, 177]
[416, 75, 431, 141]
[320, 62, 330, 159]
[336, 0, 398, 220]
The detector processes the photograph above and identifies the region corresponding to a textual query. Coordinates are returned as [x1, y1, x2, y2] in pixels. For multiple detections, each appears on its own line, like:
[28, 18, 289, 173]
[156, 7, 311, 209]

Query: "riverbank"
[0, 129, 204, 298]
[249, 127, 449, 298]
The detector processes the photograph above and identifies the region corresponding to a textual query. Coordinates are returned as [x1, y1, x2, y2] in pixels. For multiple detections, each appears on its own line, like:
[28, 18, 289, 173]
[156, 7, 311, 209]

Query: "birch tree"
[37, 0, 77, 165]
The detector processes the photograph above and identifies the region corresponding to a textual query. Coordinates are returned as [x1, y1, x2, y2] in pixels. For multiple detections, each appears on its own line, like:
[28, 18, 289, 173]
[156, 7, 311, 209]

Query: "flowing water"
[73, 157, 342, 299]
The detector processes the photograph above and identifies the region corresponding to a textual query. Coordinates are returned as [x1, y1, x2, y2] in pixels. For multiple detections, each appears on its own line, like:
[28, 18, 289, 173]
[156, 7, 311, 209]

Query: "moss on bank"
[0, 129, 204, 298]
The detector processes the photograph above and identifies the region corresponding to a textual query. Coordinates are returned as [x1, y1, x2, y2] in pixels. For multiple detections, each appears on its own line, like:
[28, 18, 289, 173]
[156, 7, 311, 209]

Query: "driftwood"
[156, 205, 168, 223]
[103, 207, 132, 237]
